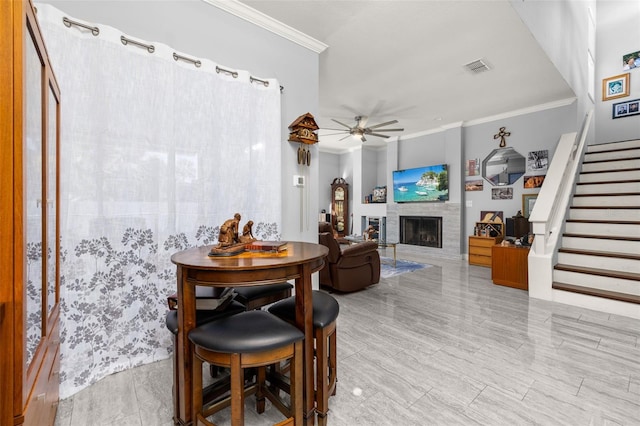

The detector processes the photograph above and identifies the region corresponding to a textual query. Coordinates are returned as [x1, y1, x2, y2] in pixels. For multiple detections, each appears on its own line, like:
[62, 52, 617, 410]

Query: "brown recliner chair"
[318, 222, 381, 292]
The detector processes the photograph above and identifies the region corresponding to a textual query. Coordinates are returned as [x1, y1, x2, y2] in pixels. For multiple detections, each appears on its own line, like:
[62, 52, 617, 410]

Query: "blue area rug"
[380, 258, 431, 279]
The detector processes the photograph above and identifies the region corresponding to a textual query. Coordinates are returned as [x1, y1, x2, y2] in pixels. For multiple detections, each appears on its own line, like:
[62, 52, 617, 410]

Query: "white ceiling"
[239, 0, 575, 153]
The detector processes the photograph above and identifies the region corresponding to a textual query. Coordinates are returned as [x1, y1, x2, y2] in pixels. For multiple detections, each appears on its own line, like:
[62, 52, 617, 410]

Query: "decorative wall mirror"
[482, 147, 526, 186]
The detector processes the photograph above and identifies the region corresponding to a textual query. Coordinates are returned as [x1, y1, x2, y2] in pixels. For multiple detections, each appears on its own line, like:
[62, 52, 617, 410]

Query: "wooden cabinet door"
[2, 2, 61, 425]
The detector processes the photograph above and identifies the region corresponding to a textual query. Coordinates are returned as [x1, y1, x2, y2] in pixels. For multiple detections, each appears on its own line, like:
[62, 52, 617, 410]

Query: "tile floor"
[54, 252, 640, 426]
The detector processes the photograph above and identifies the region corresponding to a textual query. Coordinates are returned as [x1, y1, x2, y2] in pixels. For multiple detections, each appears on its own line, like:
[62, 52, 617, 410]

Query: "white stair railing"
[528, 110, 593, 299]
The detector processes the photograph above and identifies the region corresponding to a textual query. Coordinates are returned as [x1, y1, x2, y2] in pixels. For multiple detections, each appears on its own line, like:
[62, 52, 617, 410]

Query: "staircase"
[552, 139, 640, 304]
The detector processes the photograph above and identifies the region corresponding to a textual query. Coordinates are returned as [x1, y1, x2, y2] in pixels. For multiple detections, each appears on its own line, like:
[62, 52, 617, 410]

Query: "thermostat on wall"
[293, 175, 305, 187]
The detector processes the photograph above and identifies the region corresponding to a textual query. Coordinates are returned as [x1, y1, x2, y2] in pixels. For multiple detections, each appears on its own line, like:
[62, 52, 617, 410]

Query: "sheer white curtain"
[37, 4, 282, 398]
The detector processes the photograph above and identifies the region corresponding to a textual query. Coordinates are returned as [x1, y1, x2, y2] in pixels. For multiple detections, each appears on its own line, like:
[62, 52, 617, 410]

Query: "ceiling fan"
[322, 116, 404, 142]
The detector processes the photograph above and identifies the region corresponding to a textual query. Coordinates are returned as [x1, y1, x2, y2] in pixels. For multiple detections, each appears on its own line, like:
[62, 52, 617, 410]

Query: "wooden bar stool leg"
[256, 366, 266, 414]
[316, 326, 329, 420]
[192, 352, 205, 426]
[230, 353, 244, 426]
[329, 326, 337, 397]
[292, 340, 304, 425]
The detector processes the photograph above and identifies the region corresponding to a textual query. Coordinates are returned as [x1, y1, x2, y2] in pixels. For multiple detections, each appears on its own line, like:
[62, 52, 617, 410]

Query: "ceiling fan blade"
[367, 120, 398, 129]
[367, 132, 391, 138]
[320, 132, 350, 136]
[331, 118, 353, 129]
[339, 134, 352, 141]
[320, 127, 351, 131]
[368, 128, 404, 132]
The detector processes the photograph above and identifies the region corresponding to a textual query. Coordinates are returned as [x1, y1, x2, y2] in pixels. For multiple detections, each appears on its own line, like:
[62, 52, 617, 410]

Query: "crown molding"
[202, 0, 328, 54]
[400, 97, 577, 141]
[462, 97, 577, 128]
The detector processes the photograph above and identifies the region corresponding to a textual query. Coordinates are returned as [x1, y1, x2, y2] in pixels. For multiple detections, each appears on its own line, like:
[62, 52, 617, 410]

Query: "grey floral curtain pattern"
[37, 4, 282, 398]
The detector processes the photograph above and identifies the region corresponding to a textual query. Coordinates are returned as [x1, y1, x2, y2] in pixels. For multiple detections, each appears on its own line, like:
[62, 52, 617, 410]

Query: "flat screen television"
[392, 164, 449, 202]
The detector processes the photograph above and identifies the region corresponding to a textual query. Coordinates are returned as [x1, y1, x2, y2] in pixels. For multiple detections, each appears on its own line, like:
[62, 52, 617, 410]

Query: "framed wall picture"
[522, 194, 538, 218]
[622, 50, 640, 70]
[602, 73, 630, 101]
[526, 150, 548, 174]
[466, 158, 480, 176]
[524, 175, 545, 188]
[491, 187, 513, 200]
[465, 178, 483, 191]
[612, 98, 640, 119]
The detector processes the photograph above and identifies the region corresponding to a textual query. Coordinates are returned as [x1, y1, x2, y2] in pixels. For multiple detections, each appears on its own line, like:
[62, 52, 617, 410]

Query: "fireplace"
[400, 216, 442, 248]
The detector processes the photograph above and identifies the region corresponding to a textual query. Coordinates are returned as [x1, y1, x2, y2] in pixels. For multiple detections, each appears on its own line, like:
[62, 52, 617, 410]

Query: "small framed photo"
[612, 98, 640, 119]
[602, 73, 630, 101]
[491, 187, 513, 200]
[622, 50, 640, 70]
[465, 178, 483, 191]
[524, 175, 545, 188]
[522, 194, 538, 218]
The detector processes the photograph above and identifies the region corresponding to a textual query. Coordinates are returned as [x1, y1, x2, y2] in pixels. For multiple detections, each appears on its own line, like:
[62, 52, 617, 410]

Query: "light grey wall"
[376, 148, 387, 190]
[41, 0, 320, 242]
[510, 0, 594, 134]
[359, 146, 387, 201]
[595, 1, 640, 143]
[318, 151, 340, 215]
[398, 132, 447, 168]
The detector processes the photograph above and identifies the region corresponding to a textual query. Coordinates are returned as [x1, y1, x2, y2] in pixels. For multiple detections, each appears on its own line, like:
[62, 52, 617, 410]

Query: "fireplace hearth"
[400, 216, 442, 248]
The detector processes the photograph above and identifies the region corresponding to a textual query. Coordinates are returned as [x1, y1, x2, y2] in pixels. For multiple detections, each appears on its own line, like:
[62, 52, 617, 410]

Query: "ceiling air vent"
[464, 58, 491, 74]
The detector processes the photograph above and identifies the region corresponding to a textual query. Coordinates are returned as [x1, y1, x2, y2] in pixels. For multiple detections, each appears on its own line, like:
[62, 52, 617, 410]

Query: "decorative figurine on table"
[209, 213, 255, 256]
[238, 220, 256, 243]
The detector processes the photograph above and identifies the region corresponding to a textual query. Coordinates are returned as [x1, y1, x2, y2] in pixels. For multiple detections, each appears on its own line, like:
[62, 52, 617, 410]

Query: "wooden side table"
[491, 244, 530, 290]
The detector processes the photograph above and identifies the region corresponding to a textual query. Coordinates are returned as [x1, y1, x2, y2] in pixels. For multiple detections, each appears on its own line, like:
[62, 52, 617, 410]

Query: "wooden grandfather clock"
[331, 178, 349, 237]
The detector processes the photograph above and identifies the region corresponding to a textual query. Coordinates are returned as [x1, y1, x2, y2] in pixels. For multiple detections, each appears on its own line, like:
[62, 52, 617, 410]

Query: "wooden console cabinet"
[491, 245, 529, 290]
[468, 236, 503, 267]
[1, 2, 61, 425]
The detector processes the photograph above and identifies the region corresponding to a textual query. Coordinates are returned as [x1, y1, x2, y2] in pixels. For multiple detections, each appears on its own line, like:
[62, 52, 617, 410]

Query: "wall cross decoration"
[493, 127, 511, 147]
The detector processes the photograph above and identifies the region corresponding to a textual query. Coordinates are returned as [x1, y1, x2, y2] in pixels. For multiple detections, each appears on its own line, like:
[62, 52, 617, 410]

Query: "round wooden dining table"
[171, 242, 328, 425]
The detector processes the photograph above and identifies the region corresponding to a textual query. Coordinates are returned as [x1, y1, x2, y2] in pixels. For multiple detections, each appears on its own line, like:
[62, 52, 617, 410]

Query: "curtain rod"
[173, 52, 201, 68]
[121, 36, 154, 53]
[216, 66, 238, 78]
[61, 16, 284, 91]
[63, 16, 99, 36]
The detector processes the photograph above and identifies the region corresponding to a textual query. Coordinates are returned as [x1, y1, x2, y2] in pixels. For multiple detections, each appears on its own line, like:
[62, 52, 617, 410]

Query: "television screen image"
[393, 164, 449, 202]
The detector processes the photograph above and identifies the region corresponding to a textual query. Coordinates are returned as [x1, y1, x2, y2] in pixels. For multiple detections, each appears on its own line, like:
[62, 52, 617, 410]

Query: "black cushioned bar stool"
[268, 291, 339, 424]
[165, 301, 246, 425]
[189, 310, 305, 426]
[233, 282, 293, 311]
